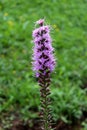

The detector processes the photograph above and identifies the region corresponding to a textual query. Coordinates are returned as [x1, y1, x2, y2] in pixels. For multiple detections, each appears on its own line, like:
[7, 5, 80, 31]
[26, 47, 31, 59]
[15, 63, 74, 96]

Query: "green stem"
[40, 85, 52, 130]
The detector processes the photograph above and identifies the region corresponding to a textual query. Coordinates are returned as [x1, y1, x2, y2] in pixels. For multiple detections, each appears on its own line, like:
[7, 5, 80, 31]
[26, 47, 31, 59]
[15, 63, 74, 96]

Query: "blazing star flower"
[32, 19, 55, 78]
[32, 19, 55, 130]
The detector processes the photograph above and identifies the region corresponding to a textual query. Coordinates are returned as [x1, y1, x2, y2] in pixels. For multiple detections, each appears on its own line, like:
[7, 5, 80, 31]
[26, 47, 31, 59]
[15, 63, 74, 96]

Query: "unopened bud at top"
[36, 19, 44, 26]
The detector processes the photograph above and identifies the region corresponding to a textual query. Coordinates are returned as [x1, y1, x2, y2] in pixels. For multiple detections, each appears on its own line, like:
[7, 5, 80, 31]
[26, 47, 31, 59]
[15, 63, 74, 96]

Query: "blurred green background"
[0, 0, 87, 129]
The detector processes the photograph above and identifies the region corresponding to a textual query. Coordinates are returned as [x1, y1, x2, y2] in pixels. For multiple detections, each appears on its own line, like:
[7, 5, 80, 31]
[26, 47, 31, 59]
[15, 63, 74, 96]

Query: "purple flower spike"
[32, 19, 55, 78]
[32, 19, 55, 130]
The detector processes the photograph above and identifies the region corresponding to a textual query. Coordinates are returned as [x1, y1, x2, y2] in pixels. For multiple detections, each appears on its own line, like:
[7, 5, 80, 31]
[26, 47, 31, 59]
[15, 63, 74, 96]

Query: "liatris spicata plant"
[32, 19, 55, 130]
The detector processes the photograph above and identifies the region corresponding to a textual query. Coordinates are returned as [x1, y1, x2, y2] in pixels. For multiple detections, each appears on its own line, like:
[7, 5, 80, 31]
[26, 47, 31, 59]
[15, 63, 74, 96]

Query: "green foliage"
[0, 0, 87, 128]
[51, 84, 87, 123]
[0, 82, 40, 120]
[82, 119, 87, 130]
